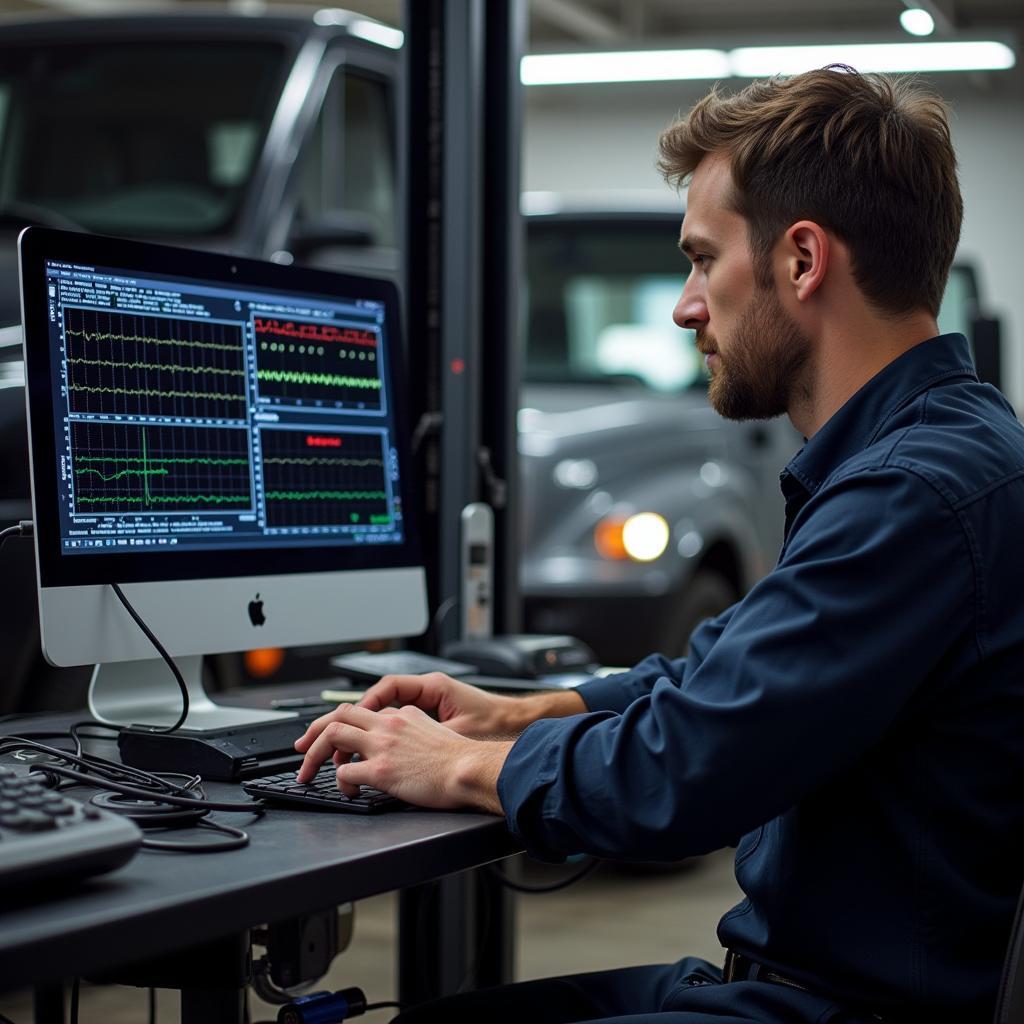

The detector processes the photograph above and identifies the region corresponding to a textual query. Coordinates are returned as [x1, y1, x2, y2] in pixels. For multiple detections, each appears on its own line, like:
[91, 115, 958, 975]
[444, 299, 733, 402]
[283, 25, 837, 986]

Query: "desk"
[0, 712, 521, 1021]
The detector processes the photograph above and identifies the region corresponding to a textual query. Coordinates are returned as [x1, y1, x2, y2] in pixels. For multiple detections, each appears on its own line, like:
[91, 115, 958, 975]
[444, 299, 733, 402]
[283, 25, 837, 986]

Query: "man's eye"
[692, 254, 710, 267]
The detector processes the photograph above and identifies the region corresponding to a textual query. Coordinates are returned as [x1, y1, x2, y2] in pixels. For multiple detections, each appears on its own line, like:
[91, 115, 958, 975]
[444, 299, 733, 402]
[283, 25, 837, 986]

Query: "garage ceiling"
[0, 0, 1020, 93]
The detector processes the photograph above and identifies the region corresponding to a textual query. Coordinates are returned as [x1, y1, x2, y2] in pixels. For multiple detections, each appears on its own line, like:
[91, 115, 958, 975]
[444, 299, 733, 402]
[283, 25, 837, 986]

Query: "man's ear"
[783, 221, 829, 303]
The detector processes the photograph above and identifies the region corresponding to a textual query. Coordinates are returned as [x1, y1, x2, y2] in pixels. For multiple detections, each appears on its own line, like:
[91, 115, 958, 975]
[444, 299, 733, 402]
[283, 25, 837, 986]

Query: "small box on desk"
[118, 716, 321, 782]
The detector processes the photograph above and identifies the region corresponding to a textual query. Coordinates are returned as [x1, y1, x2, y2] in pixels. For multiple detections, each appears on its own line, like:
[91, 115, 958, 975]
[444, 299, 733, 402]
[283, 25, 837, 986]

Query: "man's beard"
[700, 286, 813, 421]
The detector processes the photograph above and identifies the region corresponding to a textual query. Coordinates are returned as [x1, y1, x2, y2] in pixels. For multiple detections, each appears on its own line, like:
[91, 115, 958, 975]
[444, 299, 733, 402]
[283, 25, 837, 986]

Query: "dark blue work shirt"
[498, 333, 1024, 1020]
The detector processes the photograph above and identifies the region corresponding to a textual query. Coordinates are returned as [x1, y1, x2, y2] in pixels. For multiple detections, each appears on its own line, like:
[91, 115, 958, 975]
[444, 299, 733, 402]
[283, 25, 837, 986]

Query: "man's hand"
[293, 702, 510, 812]
[355, 672, 525, 738]
[354, 671, 588, 738]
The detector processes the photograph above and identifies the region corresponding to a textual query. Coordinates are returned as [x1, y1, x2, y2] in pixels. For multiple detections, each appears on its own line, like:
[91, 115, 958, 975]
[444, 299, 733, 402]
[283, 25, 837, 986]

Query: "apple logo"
[248, 593, 266, 627]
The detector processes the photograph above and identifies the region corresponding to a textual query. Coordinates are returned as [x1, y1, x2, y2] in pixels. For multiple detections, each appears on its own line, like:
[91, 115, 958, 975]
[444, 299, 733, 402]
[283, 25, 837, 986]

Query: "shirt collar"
[782, 333, 976, 498]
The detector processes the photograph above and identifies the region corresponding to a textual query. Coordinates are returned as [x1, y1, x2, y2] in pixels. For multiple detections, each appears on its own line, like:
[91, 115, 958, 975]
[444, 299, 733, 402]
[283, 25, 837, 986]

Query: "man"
[297, 66, 1024, 1023]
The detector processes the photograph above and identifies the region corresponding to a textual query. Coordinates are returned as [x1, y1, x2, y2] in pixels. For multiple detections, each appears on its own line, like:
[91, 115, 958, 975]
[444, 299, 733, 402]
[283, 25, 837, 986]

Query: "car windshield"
[525, 219, 704, 392]
[0, 40, 287, 236]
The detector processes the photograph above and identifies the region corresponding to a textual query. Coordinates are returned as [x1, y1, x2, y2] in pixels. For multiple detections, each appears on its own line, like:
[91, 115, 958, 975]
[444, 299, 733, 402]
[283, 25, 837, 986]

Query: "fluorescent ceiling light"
[522, 41, 1016, 84]
[731, 41, 1015, 75]
[521, 50, 730, 85]
[900, 8, 936, 36]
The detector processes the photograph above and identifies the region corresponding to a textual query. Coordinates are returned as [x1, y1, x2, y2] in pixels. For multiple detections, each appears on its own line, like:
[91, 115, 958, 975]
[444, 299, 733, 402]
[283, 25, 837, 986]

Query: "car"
[517, 204, 798, 665]
[0, 8, 403, 328]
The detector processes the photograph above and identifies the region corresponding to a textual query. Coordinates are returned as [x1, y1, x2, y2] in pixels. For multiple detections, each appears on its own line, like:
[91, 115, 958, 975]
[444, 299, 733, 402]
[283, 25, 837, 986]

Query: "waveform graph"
[64, 306, 247, 421]
[70, 421, 253, 516]
[253, 317, 384, 411]
[259, 427, 391, 529]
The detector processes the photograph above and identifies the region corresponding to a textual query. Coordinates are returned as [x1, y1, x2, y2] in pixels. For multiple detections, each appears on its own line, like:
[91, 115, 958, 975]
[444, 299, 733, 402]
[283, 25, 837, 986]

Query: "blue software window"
[44, 259, 407, 555]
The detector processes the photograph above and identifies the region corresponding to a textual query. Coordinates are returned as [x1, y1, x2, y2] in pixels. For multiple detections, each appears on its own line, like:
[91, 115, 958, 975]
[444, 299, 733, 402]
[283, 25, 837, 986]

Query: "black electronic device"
[117, 715, 322, 782]
[443, 633, 599, 680]
[243, 765, 402, 814]
[330, 649, 478, 684]
[0, 764, 142, 890]
[330, 635, 599, 690]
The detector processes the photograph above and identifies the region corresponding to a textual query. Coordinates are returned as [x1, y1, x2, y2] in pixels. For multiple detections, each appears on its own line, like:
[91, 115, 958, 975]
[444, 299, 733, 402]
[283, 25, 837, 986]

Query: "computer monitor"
[18, 227, 428, 730]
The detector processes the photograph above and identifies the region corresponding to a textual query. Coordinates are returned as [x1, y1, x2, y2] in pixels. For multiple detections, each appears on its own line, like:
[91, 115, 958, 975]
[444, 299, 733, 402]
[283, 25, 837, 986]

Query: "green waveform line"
[69, 384, 246, 402]
[66, 328, 241, 353]
[68, 357, 245, 377]
[76, 494, 250, 506]
[75, 428, 251, 509]
[76, 456, 249, 467]
[262, 457, 383, 467]
[265, 490, 387, 502]
[257, 369, 382, 390]
[76, 467, 169, 483]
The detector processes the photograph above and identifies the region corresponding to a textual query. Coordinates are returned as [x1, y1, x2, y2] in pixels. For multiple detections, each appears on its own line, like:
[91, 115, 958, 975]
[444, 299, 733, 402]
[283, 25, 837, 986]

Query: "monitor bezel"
[19, 226, 423, 590]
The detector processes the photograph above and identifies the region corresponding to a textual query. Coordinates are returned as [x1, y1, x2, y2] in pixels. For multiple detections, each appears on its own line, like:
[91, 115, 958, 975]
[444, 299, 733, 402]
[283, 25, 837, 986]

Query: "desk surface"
[0, 713, 519, 993]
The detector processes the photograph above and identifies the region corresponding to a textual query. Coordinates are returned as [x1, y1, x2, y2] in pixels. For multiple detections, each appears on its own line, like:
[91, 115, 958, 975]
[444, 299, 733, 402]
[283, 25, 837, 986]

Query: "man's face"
[673, 153, 812, 421]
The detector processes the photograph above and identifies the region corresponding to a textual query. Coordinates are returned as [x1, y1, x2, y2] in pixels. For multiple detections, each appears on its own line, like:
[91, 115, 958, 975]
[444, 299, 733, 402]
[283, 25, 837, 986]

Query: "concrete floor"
[0, 850, 743, 1023]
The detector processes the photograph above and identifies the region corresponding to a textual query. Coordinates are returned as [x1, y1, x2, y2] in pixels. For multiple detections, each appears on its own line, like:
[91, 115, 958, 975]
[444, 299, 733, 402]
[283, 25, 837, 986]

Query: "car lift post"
[400, 0, 525, 1006]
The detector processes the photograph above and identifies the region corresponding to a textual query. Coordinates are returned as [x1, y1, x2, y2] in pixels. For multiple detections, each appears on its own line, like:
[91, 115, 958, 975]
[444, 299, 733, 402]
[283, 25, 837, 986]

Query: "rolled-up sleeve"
[497, 466, 974, 863]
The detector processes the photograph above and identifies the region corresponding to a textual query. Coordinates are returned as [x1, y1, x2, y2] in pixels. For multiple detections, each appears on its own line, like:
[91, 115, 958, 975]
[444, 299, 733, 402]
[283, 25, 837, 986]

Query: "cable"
[0, 519, 32, 549]
[32, 761, 263, 813]
[0, 733, 264, 851]
[70, 978, 80, 1024]
[366, 1001, 405, 1013]
[428, 594, 458, 649]
[141, 817, 251, 853]
[486, 856, 600, 893]
[110, 582, 189, 733]
[0, 737, 199, 799]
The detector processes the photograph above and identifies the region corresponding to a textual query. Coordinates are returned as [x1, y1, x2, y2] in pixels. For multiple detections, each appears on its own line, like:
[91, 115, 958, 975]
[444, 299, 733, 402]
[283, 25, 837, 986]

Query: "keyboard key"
[243, 766, 403, 815]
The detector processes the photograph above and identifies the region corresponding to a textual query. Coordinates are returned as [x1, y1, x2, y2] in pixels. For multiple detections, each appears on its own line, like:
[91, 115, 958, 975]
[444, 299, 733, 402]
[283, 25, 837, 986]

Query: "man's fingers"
[296, 720, 366, 782]
[295, 701, 379, 752]
[294, 704, 352, 752]
[337, 759, 375, 795]
[358, 674, 440, 713]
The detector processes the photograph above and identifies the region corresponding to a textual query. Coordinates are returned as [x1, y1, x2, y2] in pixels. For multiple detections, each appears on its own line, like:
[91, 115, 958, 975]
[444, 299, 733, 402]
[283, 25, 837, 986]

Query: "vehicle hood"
[518, 382, 724, 552]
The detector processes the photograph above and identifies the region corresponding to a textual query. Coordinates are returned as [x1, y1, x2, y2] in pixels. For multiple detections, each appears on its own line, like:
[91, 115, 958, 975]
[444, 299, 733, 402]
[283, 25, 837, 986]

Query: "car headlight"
[595, 512, 670, 562]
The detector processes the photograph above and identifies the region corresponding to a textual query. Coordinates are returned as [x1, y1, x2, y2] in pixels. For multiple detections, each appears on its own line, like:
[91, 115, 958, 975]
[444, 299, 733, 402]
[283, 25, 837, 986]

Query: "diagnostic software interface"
[42, 258, 408, 555]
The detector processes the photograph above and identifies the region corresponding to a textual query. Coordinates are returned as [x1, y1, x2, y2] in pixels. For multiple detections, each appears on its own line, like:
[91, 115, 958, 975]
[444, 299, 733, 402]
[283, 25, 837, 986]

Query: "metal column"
[400, 0, 524, 1005]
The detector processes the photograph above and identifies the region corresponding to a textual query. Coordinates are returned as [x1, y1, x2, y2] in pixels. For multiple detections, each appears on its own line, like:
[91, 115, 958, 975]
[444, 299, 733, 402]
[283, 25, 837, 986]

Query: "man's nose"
[673, 280, 708, 331]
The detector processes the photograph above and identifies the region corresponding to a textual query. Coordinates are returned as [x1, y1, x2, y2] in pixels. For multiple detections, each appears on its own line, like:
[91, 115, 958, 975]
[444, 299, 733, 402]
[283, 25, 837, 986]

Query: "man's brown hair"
[658, 66, 962, 318]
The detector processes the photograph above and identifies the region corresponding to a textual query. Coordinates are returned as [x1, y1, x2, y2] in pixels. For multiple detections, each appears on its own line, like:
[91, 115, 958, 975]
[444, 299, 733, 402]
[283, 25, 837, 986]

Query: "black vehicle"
[0, 8, 403, 328]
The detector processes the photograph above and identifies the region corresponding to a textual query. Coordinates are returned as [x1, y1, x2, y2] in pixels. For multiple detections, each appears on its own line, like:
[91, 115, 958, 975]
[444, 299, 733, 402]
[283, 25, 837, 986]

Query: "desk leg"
[398, 865, 515, 1006]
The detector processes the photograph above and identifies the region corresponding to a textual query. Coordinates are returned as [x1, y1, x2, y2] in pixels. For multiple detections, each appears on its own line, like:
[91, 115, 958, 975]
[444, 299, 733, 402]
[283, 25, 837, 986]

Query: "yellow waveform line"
[65, 328, 241, 353]
[68, 357, 245, 377]
[69, 384, 246, 402]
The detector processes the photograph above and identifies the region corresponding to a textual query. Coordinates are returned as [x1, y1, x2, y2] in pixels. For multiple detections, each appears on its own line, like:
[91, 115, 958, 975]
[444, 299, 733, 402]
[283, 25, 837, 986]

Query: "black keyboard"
[243, 766, 402, 814]
[0, 765, 142, 891]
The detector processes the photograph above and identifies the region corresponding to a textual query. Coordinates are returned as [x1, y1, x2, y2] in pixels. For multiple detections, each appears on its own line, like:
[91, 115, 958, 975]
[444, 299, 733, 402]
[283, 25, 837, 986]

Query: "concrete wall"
[523, 82, 1024, 409]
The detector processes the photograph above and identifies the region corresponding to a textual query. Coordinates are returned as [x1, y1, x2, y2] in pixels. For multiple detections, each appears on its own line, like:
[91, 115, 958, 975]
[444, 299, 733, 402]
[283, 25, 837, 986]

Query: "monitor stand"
[89, 655, 296, 731]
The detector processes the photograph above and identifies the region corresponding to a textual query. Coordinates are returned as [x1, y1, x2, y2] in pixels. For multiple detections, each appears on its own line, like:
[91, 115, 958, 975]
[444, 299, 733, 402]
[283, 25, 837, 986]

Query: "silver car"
[517, 205, 1002, 666]
[518, 206, 800, 665]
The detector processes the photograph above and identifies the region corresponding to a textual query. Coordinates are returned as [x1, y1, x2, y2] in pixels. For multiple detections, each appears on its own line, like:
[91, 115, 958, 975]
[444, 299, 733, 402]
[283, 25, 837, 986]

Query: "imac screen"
[19, 228, 425, 699]
[41, 257, 407, 557]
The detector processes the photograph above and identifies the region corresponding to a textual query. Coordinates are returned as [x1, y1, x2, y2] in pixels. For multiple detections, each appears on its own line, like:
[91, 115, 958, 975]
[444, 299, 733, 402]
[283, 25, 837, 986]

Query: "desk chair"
[995, 880, 1024, 1023]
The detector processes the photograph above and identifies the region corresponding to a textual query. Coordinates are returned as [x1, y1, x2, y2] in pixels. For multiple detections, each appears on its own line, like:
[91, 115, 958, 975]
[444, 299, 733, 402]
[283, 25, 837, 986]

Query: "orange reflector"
[594, 518, 628, 560]
[244, 647, 285, 678]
